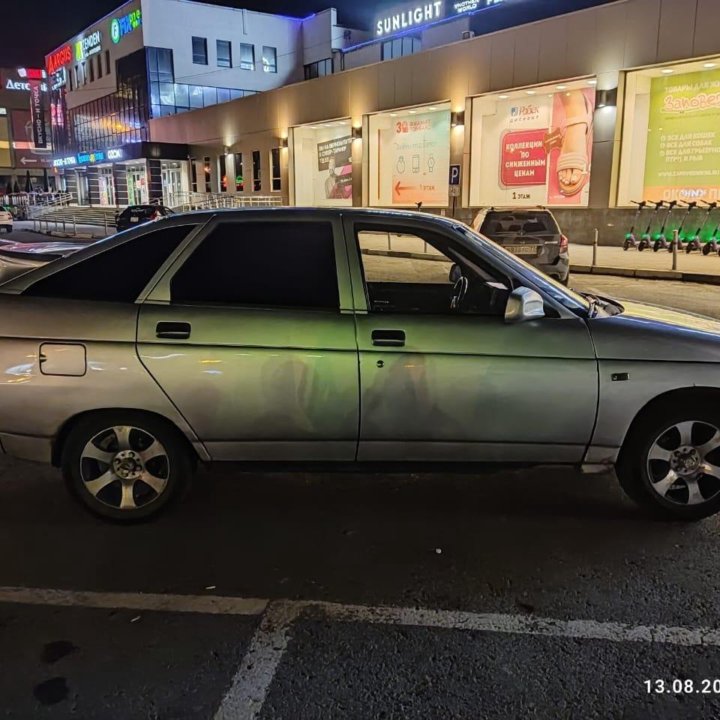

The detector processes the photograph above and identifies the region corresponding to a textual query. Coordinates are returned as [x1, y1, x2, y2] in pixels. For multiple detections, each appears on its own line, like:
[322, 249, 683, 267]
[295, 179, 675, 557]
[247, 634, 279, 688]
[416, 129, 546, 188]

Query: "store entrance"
[98, 167, 116, 207]
[127, 164, 148, 205]
[76, 172, 89, 206]
[161, 162, 183, 207]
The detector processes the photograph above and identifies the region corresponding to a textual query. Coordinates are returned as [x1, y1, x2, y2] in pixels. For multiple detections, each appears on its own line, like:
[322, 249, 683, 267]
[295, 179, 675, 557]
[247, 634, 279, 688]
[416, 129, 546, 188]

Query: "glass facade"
[381, 36, 421, 61]
[147, 46, 257, 119]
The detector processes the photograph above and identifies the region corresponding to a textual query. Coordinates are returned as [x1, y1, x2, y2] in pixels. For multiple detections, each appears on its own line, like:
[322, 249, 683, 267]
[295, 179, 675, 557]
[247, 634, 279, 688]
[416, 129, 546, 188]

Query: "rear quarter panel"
[0, 295, 205, 459]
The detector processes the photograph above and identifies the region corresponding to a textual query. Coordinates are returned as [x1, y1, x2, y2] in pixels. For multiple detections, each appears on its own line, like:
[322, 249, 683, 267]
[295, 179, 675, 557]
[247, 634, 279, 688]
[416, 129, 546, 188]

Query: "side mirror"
[505, 287, 545, 324]
[449, 263, 462, 283]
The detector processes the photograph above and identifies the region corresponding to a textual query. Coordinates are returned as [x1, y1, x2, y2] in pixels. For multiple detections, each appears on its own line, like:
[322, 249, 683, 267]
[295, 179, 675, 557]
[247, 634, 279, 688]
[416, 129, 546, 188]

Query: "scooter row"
[623, 200, 720, 254]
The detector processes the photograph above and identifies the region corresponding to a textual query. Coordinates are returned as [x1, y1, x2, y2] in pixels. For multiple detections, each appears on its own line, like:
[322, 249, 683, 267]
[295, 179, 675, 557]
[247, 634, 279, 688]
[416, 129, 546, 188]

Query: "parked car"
[116, 205, 173, 232]
[0, 240, 88, 284]
[0, 208, 719, 523]
[0, 207, 13, 233]
[472, 207, 569, 284]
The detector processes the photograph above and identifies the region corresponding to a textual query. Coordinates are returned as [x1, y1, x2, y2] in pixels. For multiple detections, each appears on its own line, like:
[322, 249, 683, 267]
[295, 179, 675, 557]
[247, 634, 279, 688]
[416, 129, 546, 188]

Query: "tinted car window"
[170, 221, 339, 310]
[24, 225, 195, 302]
[481, 212, 560, 237]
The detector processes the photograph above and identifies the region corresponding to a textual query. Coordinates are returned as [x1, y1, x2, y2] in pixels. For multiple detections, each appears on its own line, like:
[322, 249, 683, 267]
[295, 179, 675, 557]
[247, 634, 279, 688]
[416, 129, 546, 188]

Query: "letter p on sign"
[449, 164, 461, 186]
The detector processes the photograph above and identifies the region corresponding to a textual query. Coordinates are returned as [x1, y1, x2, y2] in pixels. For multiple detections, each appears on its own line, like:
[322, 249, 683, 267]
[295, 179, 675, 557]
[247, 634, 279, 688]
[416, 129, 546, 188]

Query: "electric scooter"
[667, 201, 697, 253]
[686, 201, 717, 253]
[700, 202, 720, 255]
[623, 200, 647, 250]
[652, 200, 678, 252]
[638, 200, 664, 252]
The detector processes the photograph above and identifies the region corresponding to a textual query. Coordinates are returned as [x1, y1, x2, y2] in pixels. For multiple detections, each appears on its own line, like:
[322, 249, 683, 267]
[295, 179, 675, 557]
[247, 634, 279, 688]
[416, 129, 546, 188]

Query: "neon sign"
[111, 9, 142, 44]
[47, 46, 73, 74]
[75, 32, 102, 62]
[375, 0, 504, 37]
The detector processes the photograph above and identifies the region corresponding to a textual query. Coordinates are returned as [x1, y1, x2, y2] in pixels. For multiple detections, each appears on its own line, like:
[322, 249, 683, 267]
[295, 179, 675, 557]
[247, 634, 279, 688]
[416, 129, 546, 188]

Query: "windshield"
[457, 224, 590, 314]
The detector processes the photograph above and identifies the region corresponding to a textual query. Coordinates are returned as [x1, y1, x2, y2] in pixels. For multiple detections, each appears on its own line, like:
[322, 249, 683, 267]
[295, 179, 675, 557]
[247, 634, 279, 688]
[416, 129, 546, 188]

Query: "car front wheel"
[618, 407, 720, 521]
[61, 412, 194, 521]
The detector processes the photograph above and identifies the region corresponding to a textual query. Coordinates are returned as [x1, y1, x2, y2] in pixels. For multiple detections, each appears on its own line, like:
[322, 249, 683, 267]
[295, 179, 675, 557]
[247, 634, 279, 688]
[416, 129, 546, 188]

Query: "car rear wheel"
[61, 412, 194, 522]
[618, 407, 720, 521]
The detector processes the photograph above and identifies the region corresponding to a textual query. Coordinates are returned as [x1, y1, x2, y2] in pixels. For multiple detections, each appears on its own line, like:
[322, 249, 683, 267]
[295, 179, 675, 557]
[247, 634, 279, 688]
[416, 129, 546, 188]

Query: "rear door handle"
[372, 329, 406, 347]
[156, 321, 191, 340]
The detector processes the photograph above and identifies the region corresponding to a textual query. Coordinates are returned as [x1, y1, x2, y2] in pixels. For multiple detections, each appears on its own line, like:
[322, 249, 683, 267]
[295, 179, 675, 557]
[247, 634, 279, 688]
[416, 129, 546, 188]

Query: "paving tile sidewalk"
[570, 243, 720, 284]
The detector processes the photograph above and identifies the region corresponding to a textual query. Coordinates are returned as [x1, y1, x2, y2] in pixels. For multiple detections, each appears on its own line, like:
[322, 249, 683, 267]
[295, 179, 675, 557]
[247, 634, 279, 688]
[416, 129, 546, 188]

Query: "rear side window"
[170, 221, 339, 310]
[481, 213, 560, 237]
[24, 225, 195, 302]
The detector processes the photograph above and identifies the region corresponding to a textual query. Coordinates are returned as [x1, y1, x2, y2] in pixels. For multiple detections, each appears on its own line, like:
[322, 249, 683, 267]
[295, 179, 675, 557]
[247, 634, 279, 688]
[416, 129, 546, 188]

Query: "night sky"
[0, 0, 385, 67]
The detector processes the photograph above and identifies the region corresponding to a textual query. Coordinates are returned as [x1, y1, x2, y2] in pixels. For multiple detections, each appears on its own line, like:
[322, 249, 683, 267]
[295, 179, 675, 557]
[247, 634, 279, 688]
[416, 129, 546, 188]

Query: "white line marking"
[1, 585, 720, 649]
[313, 601, 720, 646]
[214, 600, 302, 720]
[0, 586, 267, 616]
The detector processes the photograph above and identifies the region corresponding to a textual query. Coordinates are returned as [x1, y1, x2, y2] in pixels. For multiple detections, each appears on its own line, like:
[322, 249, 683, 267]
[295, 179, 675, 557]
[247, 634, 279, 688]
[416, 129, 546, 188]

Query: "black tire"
[617, 403, 720, 521]
[61, 411, 194, 522]
[703, 244, 712, 256]
[653, 241, 662, 252]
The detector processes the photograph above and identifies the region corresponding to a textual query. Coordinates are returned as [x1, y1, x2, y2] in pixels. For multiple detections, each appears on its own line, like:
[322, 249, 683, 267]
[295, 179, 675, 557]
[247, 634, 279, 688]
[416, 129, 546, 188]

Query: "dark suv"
[116, 205, 173, 232]
[472, 208, 569, 285]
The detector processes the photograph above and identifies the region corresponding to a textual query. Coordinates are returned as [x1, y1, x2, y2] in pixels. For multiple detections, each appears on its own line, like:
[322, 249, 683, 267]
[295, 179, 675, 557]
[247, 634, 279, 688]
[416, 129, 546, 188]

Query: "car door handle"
[372, 330, 406, 347]
[156, 322, 191, 340]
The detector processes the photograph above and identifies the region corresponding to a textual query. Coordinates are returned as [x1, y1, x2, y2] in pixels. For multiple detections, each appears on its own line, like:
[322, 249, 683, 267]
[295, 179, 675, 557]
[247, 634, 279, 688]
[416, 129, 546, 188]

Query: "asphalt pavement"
[2, 273, 720, 718]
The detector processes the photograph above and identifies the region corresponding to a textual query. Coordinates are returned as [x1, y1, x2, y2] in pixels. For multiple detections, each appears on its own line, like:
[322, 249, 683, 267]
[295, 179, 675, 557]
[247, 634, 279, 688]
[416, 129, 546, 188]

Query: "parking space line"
[214, 601, 302, 720]
[0, 586, 268, 616]
[314, 601, 720, 647]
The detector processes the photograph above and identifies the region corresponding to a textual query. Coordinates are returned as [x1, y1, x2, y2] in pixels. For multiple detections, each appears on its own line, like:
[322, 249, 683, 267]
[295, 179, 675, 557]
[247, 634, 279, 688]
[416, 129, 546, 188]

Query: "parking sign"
[449, 164, 461, 186]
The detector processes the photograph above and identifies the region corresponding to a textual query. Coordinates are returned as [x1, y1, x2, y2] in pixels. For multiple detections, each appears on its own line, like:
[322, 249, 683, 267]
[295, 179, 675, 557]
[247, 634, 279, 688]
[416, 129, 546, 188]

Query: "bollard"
[387, 232, 391, 251]
[592, 228, 599, 267]
[672, 229, 679, 271]
[104, 216, 108, 236]
[62, 219, 66, 234]
[73, 216, 76, 236]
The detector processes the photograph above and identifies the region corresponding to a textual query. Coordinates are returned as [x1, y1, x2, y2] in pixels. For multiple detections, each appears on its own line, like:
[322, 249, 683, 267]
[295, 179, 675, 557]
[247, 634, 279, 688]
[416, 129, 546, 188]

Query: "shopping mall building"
[47, 0, 720, 240]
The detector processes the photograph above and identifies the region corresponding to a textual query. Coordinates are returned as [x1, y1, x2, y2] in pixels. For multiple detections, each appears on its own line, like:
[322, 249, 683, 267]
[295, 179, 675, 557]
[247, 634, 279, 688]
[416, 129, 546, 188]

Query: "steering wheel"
[450, 276, 469, 311]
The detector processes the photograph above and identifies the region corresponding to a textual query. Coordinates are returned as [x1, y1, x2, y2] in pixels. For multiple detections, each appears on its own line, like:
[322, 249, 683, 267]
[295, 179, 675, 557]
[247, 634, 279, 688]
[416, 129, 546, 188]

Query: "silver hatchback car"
[1, 208, 720, 522]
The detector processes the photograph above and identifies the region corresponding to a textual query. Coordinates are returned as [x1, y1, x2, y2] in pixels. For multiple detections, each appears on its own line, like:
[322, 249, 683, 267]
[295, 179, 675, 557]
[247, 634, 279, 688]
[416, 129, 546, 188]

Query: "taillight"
[559, 234, 569, 252]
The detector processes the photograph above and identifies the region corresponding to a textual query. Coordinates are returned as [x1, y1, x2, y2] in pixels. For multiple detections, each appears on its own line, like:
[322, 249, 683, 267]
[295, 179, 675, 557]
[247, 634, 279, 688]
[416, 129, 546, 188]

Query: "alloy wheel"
[646, 421, 720, 507]
[79, 426, 170, 511]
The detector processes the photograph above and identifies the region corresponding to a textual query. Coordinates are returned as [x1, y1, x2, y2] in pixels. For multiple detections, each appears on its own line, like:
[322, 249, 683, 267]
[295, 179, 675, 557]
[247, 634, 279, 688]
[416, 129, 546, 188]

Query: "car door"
[137, 213, 360, 462]
[343, 214, 598, 463]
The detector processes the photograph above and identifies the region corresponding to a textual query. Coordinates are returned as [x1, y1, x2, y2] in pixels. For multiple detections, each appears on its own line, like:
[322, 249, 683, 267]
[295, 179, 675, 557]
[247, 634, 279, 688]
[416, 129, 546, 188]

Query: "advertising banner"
[27, 69, 47, 149]
[317, 135, 353, 200]
[473, 87, 595, 207]
[10, 110, 53, 168]
[643, 69, 720, 203]
[386, 109, 450, 206]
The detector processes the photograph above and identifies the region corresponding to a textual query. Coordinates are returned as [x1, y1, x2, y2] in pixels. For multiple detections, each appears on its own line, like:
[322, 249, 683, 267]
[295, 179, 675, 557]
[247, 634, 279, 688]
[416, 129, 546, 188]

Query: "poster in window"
[643, 68, 720, 203]
[317, 135, 353, 200]
[388, 110, 450, 206]
[474, 88, 595, 207]
[10, 110, 53, 168]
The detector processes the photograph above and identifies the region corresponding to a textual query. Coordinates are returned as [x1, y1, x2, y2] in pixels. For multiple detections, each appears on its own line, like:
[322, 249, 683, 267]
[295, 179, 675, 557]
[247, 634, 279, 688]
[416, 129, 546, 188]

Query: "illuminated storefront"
[469, 78, 597, 208]
[617, 57, 720, 207]
[290, 120, 354, 206]
[368, 103, 451, 207]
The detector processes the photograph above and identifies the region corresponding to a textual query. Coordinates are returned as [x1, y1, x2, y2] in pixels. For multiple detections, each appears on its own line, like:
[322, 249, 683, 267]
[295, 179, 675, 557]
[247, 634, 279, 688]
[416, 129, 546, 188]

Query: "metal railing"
[25, 193, 76, 219]
[169, 191, 283, 212]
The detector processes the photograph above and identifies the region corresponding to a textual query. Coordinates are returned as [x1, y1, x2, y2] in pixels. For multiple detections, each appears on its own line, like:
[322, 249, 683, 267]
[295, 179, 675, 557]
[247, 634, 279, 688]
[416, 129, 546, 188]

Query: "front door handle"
[156, 321, 191, 340]
[372, 329, 406, 347]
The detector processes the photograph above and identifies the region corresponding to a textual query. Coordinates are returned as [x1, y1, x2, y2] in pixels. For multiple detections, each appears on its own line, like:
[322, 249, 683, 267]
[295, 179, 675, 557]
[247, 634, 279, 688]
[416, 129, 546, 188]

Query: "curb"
[570, 264, 720, 286]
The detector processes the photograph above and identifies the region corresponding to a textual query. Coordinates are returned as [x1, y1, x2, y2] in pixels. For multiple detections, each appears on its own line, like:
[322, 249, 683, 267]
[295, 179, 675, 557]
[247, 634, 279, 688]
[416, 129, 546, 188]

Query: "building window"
[68, 71, 74, 91]
[219, 154, 228, 192]
[96, 55, 103, 80]
[382, 36, 421, 61]
[271, 148, 281, 191]
[203, 156, 212, 192]
[105, 50, 111, 75]
[304, 58, 332, 80]
[239, 44, 255, 71]
[262, 46, 277, 73]
[217, 40, 232, 68]
[234, 153, 244, 191]
[191, 160, 198, 193]
[192, 36, 208, 65]
[252, 150, 261, 191]
[89, 58, 95, 83]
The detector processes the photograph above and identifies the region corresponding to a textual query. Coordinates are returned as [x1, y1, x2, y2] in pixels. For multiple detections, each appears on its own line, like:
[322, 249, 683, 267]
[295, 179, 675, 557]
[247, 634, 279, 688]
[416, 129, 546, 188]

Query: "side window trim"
[135, 220, 212, 304]
[143, 214, 355, 312]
